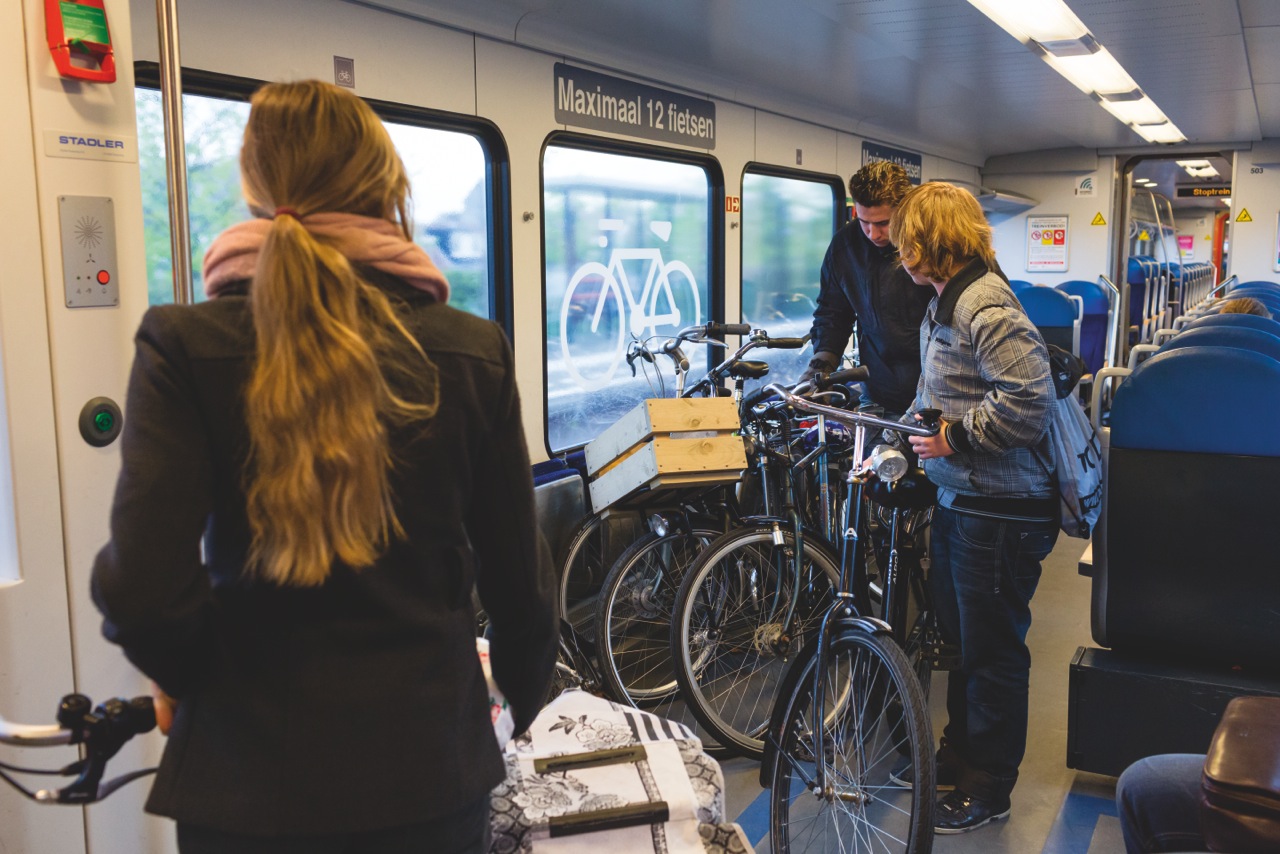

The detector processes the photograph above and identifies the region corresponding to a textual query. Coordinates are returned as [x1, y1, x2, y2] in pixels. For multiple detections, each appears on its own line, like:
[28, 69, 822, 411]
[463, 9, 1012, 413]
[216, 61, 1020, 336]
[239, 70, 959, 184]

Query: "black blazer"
[91, 275, 557, 836]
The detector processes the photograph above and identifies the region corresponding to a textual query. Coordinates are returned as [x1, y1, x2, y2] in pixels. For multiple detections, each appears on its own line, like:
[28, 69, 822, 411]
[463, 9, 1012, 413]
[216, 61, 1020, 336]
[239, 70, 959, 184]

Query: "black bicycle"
[755, 384, 943, 854]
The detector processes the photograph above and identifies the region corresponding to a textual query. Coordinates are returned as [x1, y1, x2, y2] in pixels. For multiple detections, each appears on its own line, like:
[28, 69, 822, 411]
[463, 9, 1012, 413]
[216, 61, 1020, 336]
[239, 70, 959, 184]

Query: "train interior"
[3, 0, 1279, 851]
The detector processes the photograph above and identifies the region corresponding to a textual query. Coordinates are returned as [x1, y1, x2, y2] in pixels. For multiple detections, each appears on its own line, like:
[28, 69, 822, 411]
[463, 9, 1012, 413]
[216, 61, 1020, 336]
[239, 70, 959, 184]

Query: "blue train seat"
[1126, 256, 1150, 329]
[1097, 346, 1280, 670]
[1154, 326, 1280, 363]
[1017, 285, 1081, 358]
[1232, 280, 1280, 291]
[1008, 279, 1034, 292]
[1184, 313, 1280, 337]
[1058, 279, 1110, 374]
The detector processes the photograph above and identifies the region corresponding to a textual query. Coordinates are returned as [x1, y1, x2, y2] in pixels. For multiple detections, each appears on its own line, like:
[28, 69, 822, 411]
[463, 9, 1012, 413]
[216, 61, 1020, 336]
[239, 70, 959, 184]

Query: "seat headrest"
[1110, 346, 1280, 455]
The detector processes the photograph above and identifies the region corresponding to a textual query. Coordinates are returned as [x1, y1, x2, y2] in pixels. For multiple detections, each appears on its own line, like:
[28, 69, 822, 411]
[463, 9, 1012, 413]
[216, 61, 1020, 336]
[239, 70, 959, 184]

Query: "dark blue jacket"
[809, 222, 934, 414]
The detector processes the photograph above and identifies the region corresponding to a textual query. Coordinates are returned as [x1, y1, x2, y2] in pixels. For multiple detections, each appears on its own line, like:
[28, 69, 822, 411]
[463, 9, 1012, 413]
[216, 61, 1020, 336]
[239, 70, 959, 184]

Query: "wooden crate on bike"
[584, 397, 747, 513]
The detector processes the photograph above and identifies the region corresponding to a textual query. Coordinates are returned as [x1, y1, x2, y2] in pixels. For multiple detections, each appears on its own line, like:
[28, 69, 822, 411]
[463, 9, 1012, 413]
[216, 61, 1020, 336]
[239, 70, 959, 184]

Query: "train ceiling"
[363, 0, 1280, 167]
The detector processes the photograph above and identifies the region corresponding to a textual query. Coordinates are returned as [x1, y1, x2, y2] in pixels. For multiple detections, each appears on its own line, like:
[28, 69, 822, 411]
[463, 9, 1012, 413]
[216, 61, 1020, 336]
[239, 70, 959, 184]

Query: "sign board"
[1026, 215, 1069, 272]
[1175, 185, 1231, 198]
[1074, 175, 1096, 197]
[861, 141, 922, 185]
[554, 63, 716, 149]
[1177, 234, 1195, 261]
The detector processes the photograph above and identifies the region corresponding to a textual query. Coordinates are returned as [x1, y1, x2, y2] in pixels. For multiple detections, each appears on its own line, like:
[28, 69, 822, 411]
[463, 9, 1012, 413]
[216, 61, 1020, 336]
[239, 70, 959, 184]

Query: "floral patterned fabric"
[489, 691, 749, 854]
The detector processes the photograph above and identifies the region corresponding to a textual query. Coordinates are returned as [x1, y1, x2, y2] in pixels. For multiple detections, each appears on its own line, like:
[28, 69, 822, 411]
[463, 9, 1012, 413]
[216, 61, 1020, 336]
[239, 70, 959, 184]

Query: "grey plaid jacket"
[897, 259, 1055, 503]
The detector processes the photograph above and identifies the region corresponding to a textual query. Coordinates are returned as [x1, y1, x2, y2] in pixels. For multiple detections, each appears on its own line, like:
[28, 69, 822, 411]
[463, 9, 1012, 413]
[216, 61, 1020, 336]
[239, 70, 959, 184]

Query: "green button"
[93, 411, 114, 433]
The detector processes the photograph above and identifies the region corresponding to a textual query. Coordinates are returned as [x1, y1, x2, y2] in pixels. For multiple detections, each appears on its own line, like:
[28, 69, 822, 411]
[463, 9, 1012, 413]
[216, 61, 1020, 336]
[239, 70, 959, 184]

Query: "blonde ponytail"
[239, 81, 438, 587]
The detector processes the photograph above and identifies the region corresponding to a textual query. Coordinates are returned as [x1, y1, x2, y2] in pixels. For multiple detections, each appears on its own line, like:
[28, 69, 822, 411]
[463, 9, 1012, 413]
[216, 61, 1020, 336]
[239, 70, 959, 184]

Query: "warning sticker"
[1236, 208, 1253, 223]
[1091, 212, 1107, 226]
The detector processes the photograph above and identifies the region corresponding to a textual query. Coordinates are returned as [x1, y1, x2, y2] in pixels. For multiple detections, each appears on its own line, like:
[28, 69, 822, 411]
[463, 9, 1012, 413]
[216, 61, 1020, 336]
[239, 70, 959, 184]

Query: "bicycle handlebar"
[762, 383, 939, 437]
[740, 366, 868, 413]
[0, 694, 158, 804]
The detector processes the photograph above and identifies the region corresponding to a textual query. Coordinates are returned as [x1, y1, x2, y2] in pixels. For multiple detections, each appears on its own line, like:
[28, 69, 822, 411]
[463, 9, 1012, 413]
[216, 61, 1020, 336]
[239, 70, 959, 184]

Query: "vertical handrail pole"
[156, 0, 193, 305]
[1097, 274, 1121, 370]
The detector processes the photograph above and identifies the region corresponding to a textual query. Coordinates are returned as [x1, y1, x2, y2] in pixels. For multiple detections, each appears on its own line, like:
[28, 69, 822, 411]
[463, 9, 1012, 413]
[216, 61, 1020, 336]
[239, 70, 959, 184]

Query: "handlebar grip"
[918, 408, 943, 430]
[822, 366, 870, 387]
[705, 321, 751, 338]
[765, 337, 809, 350]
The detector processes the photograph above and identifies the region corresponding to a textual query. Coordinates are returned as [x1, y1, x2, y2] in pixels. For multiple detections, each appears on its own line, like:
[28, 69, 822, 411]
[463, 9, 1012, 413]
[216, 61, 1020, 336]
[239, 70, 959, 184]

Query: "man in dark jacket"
[802, 161, 932, 417]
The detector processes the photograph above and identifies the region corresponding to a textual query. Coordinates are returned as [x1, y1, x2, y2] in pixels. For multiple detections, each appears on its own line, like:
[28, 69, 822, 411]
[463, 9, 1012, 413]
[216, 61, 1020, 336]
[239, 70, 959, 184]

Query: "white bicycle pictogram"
[558, 221, 701, 391]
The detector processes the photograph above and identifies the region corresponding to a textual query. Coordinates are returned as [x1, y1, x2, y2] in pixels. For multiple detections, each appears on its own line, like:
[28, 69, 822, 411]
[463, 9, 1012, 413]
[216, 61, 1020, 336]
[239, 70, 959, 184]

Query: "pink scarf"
[201, 213, 450, 303]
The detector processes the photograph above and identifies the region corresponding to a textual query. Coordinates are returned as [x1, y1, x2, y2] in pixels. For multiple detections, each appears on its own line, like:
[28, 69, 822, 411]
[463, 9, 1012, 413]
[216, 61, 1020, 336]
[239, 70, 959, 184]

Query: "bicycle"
[666, 369, 871, 761]
[558, 221, 702, 391]
[0, 694, 156, 804]
[590, 324, 812, 742]
[755, 385, 943, 854]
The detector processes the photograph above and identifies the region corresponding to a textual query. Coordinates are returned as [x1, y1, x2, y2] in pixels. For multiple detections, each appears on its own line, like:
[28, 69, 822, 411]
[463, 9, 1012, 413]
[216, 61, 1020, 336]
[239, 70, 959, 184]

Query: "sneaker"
[887, 760, 957, 790]
[933, 789, 1011, 834]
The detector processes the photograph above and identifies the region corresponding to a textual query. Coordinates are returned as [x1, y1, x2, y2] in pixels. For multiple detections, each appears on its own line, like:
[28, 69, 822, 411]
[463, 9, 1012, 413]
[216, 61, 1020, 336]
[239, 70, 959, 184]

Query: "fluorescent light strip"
[967, 0, 1185, 143]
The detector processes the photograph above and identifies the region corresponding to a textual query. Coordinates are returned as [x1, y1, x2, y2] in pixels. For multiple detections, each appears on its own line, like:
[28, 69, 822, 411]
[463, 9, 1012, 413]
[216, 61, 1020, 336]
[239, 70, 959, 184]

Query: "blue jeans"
[930, 504, 1058, 801]
[1116, 754, 1208, 853]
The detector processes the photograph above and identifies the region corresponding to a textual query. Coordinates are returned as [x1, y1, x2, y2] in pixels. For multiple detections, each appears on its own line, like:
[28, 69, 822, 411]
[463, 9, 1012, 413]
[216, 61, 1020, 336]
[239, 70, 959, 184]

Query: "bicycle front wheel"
[672, 526, 840, 759]
[769, 628, 934, 854]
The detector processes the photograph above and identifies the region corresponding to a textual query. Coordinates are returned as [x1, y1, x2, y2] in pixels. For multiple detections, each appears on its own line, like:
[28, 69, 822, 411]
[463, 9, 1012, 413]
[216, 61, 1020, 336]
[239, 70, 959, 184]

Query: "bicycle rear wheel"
[559, 513, 640, 643]
[672, 525, 840, 760]
[597, 529, 716, 705]
[768, 628, 934, 854]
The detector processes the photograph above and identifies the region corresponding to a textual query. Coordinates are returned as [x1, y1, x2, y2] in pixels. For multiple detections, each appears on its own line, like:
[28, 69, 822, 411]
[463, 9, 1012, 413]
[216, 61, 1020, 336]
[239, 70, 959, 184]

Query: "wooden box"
[584, 398, 747, 513]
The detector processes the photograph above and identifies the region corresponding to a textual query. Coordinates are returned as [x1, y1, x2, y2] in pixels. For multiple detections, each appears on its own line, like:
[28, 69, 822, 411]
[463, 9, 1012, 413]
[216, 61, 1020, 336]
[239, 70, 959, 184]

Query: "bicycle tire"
[597, 529, 716, 704]
[768, 628, 934, 854]
[558, 515, 607, 639]
[671, 525, 841, 760]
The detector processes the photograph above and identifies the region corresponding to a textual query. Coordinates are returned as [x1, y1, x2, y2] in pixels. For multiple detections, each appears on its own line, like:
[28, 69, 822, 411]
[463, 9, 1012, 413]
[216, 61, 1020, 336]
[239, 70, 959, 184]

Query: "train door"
[2, 1, 172, 852]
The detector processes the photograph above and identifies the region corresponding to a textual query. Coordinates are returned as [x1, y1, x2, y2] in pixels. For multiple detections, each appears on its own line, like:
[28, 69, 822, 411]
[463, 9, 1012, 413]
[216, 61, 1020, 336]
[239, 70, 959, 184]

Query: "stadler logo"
[59, 134, 125, 149]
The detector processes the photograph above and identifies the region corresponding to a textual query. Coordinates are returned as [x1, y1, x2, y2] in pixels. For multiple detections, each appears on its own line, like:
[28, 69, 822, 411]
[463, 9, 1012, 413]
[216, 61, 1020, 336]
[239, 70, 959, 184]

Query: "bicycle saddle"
[728, 360, 769, 380]
[866, 467, 937, 511]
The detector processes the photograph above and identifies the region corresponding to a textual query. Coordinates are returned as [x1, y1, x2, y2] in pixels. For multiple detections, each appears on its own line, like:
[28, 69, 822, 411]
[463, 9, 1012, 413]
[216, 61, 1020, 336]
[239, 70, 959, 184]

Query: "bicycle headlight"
[868, 445, 909, 483]
[648, 513, 670, 538]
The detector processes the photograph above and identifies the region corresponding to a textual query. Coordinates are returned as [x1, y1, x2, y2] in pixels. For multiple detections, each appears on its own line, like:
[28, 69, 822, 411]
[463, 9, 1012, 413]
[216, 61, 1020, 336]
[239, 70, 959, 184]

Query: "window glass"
[544, 145, 712, 453]
[135, 89, 491, 317]
[740, 171, 839, 391]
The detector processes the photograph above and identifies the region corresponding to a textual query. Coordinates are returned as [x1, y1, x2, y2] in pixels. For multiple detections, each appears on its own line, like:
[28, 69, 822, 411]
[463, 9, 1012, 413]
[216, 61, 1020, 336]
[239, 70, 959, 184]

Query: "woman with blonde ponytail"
[92, 80, 555, 853]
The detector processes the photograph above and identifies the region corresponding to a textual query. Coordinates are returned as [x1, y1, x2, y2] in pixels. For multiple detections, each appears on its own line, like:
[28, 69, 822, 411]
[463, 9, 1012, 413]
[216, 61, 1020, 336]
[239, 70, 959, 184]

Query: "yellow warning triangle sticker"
[1236, 208, 1253, 223]
[1091, 212, 1107, 226]
[1138, 229, 1150, 240]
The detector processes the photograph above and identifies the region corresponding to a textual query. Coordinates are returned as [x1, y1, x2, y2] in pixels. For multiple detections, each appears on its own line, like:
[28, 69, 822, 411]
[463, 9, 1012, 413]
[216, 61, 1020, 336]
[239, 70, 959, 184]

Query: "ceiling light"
[1044, 48, 1140, 98]
[1223, 197, 1231, 206]
[966, 0, 1089, 45]
[1184, 166, 1219, 179]
[1176, 159, 1211, 168]
[1133, 121, 1186, 144]
[967, 0, 1184, 145]
[1100, 97, 1167, 126]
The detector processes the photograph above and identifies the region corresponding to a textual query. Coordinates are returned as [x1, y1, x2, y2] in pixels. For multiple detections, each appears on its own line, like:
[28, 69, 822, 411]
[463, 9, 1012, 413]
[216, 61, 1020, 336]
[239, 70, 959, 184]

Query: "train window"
[135, 86, 495, 319]
[543, 142, 713, 453]
[740, 169, 842, 389]
[135, 88, 248, 304]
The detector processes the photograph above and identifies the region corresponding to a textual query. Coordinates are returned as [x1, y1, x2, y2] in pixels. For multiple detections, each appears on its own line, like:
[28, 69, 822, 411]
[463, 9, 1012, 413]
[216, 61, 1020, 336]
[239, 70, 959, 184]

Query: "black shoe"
[933, 789, 1011, 834]
[888, 760, 957, 790]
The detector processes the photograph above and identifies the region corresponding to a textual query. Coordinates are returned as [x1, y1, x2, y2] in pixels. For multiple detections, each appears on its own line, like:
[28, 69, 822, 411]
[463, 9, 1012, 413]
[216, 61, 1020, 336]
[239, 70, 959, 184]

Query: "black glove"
[797, 352, 840, 386]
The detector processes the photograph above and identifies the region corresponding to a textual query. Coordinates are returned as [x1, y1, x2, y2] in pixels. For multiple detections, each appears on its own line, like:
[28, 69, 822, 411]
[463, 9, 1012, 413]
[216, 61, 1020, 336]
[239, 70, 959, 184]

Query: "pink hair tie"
[274, 207, 300, 219]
